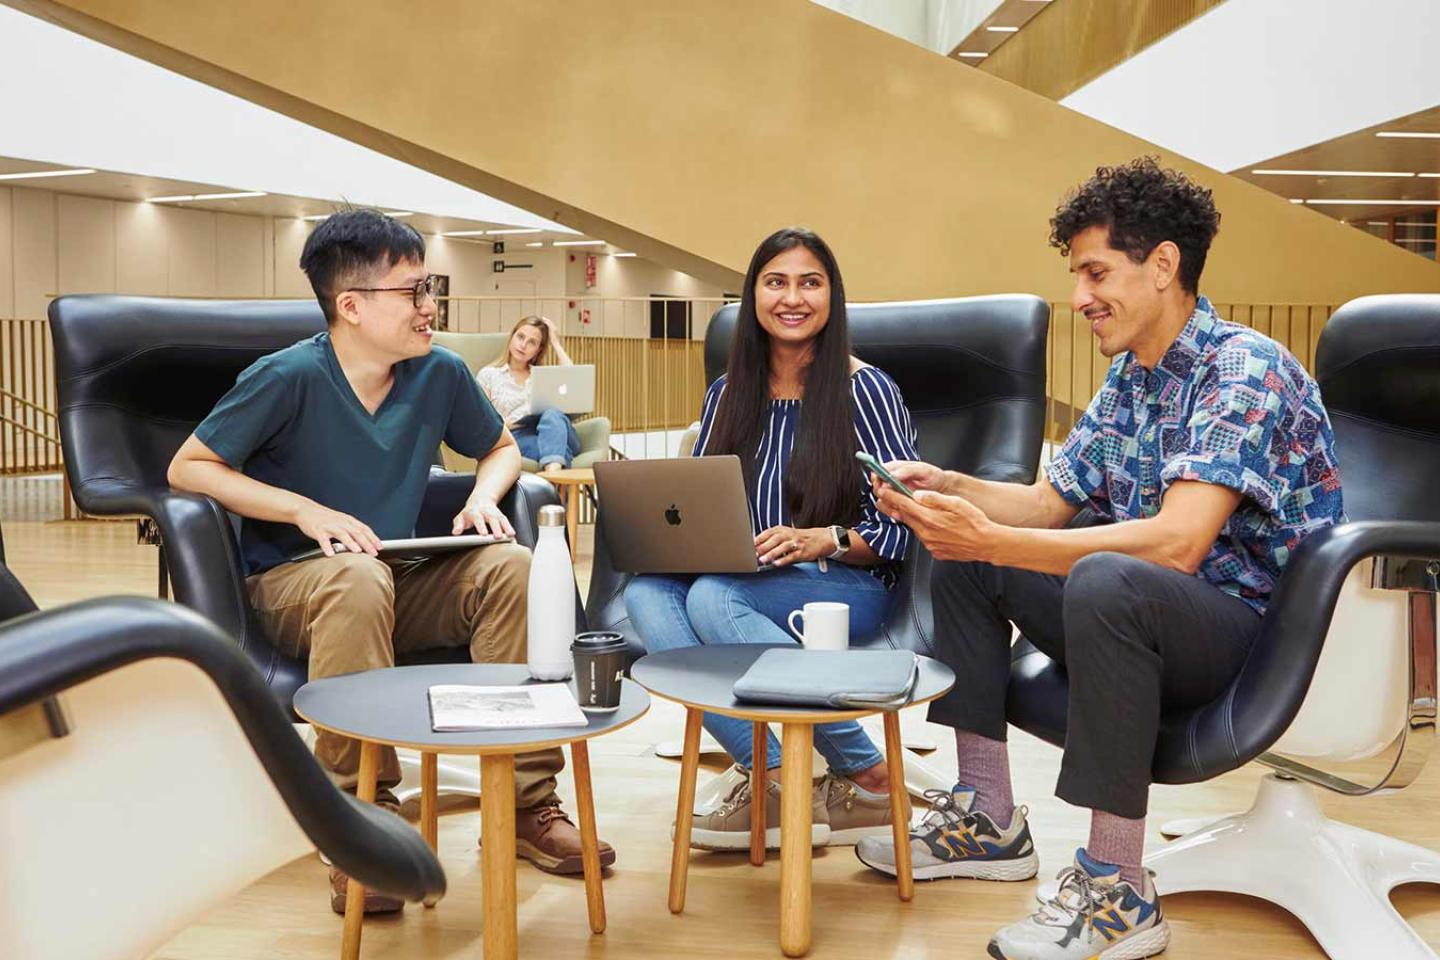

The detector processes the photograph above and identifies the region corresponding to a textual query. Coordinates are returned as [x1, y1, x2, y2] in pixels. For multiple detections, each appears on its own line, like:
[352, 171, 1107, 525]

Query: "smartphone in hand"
[855, 451, 916, 499]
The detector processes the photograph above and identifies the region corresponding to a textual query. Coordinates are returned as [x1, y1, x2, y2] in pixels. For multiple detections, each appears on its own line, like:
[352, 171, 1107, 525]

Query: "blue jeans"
[625, 562, 890, 775]
[512, 409, 581, 468]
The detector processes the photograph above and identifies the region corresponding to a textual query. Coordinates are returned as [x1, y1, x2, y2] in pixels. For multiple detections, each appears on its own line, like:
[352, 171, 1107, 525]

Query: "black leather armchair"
[49, 295, 566, 712]
[585, 295, 1051, 660]
[1006, 294, 1440, 956]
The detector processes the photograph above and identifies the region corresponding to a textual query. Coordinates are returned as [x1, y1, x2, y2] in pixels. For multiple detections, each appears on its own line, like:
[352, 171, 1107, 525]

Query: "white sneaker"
[673, 764, 829, 850]
[855, 783, 1039, 882]
[988, 848, 1170, 960]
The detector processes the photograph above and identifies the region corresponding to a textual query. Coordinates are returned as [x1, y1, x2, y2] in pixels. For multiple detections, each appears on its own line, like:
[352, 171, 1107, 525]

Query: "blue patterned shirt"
[1045, 297, 1344, 614]
[694, 366, 919, 586]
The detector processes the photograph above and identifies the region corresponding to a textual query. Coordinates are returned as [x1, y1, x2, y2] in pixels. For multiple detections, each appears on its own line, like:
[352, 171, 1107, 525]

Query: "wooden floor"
[8, 516, 1440, 959]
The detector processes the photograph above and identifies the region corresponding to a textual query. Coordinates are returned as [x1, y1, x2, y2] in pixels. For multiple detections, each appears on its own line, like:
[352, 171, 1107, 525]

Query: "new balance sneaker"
[677, 765, 830, 850]
[987, 848, 1170, 960]
[855, 784, 1039, 881]
[820, 773, 908, 846]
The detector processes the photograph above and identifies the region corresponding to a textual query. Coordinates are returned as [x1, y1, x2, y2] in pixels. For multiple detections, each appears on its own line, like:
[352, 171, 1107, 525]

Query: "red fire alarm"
[581, 308, 592, 325]
[585, 255, 597, 290]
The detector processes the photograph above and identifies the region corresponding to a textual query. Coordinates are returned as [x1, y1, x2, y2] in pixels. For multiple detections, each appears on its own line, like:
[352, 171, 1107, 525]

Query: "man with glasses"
[168, 209, 614, 914]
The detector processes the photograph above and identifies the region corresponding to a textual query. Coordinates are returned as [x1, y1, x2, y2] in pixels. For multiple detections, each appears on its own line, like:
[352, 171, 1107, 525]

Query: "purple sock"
[954, 729, 1014, 824]
[1087, 810, 1147, 889]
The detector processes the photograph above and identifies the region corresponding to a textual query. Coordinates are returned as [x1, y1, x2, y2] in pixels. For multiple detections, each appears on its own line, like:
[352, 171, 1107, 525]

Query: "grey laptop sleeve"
[732, 649, 921, 710]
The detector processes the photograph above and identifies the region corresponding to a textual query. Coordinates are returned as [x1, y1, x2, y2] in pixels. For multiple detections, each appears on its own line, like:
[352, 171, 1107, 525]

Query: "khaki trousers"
[247, 542, 562, 808]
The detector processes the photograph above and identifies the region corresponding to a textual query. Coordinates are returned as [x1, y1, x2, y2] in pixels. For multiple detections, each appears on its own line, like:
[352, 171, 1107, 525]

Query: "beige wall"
[16, 0, 1439, 307]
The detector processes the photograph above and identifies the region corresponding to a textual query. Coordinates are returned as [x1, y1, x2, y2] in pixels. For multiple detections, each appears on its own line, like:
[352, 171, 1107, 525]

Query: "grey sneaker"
[820, 773, 907, 846]
[856, 783, 1039, 881]
[988, 849, 1169, 960]
[676, 765, 830, 851]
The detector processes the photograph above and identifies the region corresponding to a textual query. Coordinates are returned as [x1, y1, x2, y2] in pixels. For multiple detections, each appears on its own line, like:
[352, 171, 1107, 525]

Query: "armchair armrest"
[0, 597, 446, 903]
[575, 416, 611, 451]
[1159, 520, 1440, 783]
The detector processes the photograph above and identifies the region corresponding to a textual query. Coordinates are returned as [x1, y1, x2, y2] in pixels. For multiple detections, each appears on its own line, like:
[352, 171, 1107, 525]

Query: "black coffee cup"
[572, 631, 627, 712]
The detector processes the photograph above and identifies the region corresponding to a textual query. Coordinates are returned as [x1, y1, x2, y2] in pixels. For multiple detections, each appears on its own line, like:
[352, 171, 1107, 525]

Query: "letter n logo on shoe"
[940, 828, 986, 859]
[1091, 908, 1130, 941]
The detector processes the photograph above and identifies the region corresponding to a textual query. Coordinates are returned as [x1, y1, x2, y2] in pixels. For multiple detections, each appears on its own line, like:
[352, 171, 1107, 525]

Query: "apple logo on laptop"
[665, 504, 682, 526]
[558, 383, 569, 395]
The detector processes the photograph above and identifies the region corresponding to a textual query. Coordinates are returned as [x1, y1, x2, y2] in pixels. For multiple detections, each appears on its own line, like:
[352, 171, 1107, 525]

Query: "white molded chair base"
[1145, 774, 1440, 960]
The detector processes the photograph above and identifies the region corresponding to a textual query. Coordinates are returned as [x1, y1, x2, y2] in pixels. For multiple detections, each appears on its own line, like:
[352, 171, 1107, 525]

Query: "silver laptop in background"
[592, 455, 770, 574]
[530, 364, 596, 415]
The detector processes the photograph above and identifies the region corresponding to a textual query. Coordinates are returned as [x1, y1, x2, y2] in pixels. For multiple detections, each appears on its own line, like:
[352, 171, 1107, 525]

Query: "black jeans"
[927, 552, 1262, 819]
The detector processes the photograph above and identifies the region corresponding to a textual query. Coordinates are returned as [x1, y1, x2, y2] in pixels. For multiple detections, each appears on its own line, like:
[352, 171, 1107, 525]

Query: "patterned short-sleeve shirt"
[1045, 296, 1344, 614]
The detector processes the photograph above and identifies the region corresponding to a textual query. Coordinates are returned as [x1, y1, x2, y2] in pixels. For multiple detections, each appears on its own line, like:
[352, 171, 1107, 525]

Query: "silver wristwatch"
[827, 525, 851, 560]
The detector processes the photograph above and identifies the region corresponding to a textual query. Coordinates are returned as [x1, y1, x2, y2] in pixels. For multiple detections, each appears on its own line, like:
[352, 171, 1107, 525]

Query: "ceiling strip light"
[442, 229, 489, 237]
[1252, 169, 1415, 178]
[612, 252, 637, 258]
[486, 228, 542, 235]
[524, 242, 544, 248]
[957, 52, 989, 59]
[381, 210, 413, 218]
[986, 26, 1020, 32]
[1303, 199, 1440, 206]
[0, 167, 97, 181]
[554, 240, 604, 247]
[148, 191, 266, 203]
[1377, 131, 1440, 139]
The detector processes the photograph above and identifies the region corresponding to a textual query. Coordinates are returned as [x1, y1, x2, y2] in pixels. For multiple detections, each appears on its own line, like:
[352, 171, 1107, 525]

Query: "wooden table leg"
[565, 483, 579, 549]
[341, 740, 379, 960]
[420, 752, 438, 853]
[480, 754, 518, 960]
[571, 740, 607, 934]
[780, 722, 814, 958]
[750, 721, 767, 866]
[882, 711, 914, 902]
[668, 707, 703, 914]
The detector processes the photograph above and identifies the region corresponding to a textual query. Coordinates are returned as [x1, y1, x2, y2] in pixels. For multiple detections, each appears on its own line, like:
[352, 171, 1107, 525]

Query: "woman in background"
[477, 315, 581, 473]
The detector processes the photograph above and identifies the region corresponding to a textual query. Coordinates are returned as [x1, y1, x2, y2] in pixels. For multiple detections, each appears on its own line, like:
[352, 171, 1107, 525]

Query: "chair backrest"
[704, 296, 1050, 481]
[431, 330, 510, 373]
[587, 295, 1050, 656]
[49, 296, 325, 514]
[1271, 294, 1440, 761]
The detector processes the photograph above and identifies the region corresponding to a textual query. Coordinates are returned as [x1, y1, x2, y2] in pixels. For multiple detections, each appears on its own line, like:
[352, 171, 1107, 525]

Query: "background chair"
[49, 295, 582, 800]
[1006, 293, 1440, 960]
[585, 295, 1050, 794]
[432, 329, 612, 473]
[0, 583, 444, 960]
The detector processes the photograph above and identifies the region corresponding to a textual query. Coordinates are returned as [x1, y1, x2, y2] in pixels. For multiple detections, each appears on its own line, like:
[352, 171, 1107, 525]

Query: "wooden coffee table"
[536, 467, 595, 547]
[294, 663, 649, 960]
[631, 644, 955, 957]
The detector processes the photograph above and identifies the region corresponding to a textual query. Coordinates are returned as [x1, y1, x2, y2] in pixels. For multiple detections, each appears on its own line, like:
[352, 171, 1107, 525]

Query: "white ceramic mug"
[787, 601, 850, 651]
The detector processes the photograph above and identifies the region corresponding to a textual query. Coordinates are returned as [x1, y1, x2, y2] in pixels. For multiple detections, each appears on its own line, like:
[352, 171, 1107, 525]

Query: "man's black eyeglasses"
[348, 275, 437, 308]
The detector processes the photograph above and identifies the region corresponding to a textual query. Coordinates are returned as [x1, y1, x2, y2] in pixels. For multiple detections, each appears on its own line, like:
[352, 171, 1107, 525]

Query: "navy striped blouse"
[693, 366, 920, 586]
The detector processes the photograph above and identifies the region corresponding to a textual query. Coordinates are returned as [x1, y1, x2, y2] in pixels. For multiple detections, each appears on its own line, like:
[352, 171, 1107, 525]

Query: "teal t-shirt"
[194, 333, 502, 576]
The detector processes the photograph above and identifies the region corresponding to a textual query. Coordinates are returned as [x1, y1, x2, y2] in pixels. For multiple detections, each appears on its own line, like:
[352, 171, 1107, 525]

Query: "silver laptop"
[531, 364, 595, 415]
[592, 455, 772, 574]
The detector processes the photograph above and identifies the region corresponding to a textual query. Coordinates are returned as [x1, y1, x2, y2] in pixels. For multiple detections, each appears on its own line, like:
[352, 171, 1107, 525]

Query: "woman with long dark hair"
[625, 228, 919, 851]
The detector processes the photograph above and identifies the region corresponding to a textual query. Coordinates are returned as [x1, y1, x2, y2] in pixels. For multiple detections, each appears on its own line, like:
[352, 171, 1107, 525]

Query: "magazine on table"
[427, 683, 589, 731]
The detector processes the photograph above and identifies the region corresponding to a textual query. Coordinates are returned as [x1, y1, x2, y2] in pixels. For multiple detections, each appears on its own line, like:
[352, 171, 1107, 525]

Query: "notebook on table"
[732, 649, 921, 710]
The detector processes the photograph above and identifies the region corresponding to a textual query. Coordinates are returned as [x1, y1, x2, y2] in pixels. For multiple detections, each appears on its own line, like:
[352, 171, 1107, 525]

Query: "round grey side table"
[631, 644, 954, 958]
[294, 663, 649, 960]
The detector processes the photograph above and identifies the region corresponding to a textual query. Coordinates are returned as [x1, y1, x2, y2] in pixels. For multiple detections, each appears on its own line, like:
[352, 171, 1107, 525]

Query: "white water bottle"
[527, 504, 577, 680]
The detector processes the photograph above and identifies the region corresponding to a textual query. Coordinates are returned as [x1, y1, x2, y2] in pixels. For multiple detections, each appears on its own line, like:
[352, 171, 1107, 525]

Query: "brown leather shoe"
[509, 802, 617, 875]
[328, 792, 406, 915]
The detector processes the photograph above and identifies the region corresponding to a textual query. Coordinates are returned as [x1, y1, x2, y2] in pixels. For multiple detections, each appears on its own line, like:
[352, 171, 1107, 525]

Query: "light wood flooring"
[7, 516, 1440, 959]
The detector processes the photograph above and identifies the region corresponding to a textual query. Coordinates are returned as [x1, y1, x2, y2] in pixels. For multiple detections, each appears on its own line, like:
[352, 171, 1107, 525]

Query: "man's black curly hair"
[1049, 157, 1220, 295]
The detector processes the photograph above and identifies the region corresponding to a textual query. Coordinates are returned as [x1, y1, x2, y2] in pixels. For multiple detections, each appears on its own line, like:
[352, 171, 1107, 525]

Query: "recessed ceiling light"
[524, 242, 544, 248]
[0, 167, 97, 181]
[1252, 169, 1415, 178]
[957, 51, 989, 59]
[1419, 173, 1440, 179]
[1289, 198, 1305, 204]
[1365, 221, 1388, 226]
[612, 252, 636, 258]
[1377, 131, 1440, 139]
[554, 240, 604, 247]
[486, 228, 542, 235]
[148, 191, 266, 203]
[441, 229, 489, 237]
[1303, 199, 1440, 206]
[986, 25, 1020, 32]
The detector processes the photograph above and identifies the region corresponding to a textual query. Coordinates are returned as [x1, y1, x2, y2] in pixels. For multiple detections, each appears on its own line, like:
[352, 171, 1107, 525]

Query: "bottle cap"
[538, 504, 566, 527]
